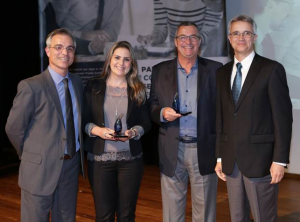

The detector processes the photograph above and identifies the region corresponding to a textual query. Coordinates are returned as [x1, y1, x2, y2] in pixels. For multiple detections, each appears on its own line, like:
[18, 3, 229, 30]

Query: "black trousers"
[88, 157, 144, 222]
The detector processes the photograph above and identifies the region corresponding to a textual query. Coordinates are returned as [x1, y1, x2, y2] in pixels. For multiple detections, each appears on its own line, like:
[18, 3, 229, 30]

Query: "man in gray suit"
[149, 21, 222, 222]
[5, 28, 84, 222]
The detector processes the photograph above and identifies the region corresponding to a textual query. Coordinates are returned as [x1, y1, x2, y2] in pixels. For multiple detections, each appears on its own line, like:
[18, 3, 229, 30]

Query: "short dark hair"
[175, 21, 200, 37]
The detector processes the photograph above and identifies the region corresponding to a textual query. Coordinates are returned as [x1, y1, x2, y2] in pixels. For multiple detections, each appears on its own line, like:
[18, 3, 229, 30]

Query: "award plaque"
[111, 113, 128, 138]
[172, 92, 192, 116]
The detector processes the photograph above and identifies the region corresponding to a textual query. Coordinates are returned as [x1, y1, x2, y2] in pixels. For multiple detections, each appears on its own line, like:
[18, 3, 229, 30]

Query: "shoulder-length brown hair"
[100, 41, 146, 106]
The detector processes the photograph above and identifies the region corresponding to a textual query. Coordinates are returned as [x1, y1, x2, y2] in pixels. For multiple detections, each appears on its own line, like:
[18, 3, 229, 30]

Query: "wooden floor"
[0, 163, 300, 222]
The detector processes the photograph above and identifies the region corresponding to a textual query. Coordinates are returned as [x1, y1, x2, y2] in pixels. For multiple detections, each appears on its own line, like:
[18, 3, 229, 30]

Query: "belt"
[178, 137, 197, 143]
[60, 150, 79, 160]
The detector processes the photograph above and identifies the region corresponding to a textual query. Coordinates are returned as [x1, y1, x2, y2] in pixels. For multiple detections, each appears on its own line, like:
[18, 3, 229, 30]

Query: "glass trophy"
[111, 113, 128, 138]
[172, 92, 192, 116]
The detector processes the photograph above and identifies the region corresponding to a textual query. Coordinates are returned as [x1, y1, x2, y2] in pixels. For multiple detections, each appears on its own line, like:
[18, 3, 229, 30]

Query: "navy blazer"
[82, 77, 151, 156]
[149, 57, 222, 177]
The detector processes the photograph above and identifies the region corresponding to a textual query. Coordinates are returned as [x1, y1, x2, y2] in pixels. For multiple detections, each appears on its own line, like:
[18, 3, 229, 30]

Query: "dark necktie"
[63, 78, 76, 157]
[232, 63, 242, 106]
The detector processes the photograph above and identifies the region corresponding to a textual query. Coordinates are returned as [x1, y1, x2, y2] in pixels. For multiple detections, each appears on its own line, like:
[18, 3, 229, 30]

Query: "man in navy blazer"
[215, 15, 293, 222]
[149, 21, 222, 222]
[6, 28, 84, 222]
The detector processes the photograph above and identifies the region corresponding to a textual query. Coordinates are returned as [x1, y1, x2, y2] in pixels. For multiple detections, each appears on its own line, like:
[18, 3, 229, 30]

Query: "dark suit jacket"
[149, 57, 222, 177]
[82, 77, 151, 156]
[216, 53, 293, 178]
[5, 69, 84, 195]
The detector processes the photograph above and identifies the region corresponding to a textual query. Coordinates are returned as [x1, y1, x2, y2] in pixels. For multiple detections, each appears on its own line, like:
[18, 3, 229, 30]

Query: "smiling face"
[229, 21, 257, 60]
[45, 34, 75, 77]
[109, 47, 132, 79]
[175, 25, 201, 61]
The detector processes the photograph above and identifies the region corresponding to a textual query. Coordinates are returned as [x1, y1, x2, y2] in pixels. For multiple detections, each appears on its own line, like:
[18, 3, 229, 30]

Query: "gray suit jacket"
[5, 69, 84, 196]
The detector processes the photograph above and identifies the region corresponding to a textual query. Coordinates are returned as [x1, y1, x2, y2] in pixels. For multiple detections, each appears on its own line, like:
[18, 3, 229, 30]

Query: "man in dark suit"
[215, 15, 293, 222]
[149, 21, 222, 222]
[5, 28, 84, 222]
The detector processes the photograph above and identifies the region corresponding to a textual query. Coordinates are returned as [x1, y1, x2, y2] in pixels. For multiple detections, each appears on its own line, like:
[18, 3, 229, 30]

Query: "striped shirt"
[152, 0, 223, 45]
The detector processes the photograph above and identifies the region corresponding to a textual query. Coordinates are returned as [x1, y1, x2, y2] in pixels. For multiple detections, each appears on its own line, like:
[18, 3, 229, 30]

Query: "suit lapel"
[224, 61, 235, 108]
[197, 57, 209, 101]
[44, 70, 64, 125]
[95, 80, 106, 123]
[235, 54, 262, 110]
[165, 59, 178, 105]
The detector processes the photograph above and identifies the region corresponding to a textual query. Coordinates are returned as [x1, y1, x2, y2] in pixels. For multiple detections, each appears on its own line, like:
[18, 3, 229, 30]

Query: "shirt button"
[186, 90, 188, 92]
[185, 105, 187, 107]
[233, 113, 237, 117]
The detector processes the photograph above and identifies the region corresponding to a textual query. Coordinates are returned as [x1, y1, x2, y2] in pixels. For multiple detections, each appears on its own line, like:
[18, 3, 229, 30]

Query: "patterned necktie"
[63, 78, 76, 157]
[232, 63, 242, 106]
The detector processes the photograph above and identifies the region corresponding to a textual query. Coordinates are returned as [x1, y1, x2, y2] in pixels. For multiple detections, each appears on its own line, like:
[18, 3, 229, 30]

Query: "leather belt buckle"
[179, 137, 197, 143]
[60, 150, 79, 160]
[60, 154, 72, 160]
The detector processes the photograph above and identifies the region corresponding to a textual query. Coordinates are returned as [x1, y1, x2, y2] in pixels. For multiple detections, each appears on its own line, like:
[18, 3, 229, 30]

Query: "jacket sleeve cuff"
[85, 123, 97, 137]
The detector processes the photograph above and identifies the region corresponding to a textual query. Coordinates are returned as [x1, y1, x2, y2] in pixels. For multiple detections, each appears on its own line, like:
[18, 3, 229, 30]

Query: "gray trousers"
[21, 152, 80, 222]
[161, 142, 218, 222]
[226, 163, 278, 222]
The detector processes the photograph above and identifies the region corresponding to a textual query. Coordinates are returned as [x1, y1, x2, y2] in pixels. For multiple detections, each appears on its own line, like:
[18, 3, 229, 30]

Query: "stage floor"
[0, 160, 299, 221]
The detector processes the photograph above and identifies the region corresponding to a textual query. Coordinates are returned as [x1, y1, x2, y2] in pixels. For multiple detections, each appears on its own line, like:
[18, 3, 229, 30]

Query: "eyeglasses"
[49, 45, 76, 53]
[229, 31, 256, 38]
[175, 35, 200, 42]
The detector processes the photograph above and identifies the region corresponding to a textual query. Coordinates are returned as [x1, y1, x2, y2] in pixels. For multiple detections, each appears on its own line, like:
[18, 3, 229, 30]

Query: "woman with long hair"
[83, 41, 151, 221]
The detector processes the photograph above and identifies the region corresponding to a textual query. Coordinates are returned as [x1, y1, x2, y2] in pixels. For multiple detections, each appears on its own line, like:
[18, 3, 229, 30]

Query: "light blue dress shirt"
[48, 66, 80, 153]
[177, 60, 198, 138]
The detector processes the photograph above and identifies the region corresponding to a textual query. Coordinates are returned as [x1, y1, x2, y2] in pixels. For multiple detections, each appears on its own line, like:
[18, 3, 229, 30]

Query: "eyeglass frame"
[175, 35, 201, 42]
[229, 31, 256, 38]
[48, 44, 76, 53]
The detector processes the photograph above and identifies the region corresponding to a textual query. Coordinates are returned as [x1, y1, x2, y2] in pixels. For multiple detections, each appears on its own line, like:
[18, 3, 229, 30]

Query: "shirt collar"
[177, 59, 198, 72]
[234, 51, 255, 68]
[48, 66, 70, 86]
